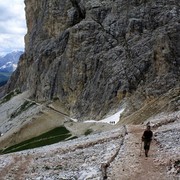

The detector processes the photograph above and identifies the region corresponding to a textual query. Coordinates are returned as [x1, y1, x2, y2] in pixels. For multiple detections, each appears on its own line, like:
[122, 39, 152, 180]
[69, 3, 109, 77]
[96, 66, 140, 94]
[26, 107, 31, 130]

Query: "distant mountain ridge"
[0, 51, 23, 72]
[0, 51, 23, 86]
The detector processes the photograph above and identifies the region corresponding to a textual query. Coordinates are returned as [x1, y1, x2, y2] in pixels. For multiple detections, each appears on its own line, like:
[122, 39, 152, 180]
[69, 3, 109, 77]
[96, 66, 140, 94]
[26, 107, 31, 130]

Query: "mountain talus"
[4, 0, 180, 120]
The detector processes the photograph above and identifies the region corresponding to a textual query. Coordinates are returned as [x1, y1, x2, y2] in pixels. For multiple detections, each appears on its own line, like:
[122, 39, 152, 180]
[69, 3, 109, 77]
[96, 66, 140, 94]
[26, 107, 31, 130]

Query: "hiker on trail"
[142, 125, 153, 157]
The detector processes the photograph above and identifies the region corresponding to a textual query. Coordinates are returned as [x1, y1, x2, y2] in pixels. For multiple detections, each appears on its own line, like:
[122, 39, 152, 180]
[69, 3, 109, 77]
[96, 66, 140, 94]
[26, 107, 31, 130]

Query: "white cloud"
[0, 0, 27, 56]
[0, 33, 25, 54]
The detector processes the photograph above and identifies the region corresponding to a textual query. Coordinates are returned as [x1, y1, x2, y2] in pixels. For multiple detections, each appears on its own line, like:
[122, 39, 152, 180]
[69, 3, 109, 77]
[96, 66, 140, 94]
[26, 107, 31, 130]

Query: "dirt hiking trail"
[107, 125, 171, 180]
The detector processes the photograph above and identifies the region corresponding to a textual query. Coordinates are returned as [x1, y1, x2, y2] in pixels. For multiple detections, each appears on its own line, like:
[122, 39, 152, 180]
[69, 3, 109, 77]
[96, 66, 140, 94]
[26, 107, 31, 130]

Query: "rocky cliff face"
[5, 0, 180, 120]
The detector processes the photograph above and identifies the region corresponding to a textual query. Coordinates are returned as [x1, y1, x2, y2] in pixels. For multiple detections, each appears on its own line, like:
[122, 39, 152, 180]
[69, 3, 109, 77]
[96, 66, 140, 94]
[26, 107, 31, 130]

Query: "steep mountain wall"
[5, 0, 180, 119]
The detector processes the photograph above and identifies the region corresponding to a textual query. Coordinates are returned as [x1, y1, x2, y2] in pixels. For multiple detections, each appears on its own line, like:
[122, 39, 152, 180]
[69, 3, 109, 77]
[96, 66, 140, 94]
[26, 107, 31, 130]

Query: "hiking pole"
[139, 139, 143, 156]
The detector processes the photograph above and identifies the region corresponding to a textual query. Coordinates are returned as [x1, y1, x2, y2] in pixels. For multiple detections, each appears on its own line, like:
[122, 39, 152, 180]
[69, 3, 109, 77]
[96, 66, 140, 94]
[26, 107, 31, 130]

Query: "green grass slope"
[1, 126, 76, 154]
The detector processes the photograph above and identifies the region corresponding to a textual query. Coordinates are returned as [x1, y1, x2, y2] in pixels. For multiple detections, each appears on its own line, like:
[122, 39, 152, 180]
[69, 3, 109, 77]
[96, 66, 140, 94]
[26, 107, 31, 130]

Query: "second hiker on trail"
[142, 125, 153, 157]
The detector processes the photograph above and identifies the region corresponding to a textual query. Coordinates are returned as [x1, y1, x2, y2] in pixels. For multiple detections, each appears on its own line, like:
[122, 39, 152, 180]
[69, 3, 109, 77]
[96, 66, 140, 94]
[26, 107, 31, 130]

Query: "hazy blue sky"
[0, 0, 26, 56]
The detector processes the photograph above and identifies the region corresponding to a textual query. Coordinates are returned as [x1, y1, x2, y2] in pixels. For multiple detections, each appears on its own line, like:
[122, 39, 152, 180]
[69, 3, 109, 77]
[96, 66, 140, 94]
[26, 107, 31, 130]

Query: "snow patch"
[0, 61, 17, 71]
[70, 118, 78, 122]
[12, 64, 17, 71]
[84, 108, 124, 125]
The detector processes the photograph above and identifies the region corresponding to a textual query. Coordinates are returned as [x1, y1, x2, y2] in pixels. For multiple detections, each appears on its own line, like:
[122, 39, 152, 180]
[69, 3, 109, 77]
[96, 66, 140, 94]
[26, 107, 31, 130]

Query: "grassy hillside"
[1, 126, 76, 154]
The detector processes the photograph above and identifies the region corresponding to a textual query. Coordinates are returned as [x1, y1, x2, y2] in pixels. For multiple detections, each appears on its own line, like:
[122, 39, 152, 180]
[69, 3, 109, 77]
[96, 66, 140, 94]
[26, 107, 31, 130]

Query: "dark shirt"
[143, 130, 153, 141]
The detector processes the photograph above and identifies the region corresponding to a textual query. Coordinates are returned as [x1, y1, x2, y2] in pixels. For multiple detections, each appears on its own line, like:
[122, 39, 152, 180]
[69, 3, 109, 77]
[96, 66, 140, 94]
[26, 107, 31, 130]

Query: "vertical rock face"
[6, 0, 180, 119]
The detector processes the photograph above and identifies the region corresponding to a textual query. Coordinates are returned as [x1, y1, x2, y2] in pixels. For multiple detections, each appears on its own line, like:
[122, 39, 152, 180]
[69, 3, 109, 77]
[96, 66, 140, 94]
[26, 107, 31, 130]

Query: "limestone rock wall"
[6, 0, 180, 119]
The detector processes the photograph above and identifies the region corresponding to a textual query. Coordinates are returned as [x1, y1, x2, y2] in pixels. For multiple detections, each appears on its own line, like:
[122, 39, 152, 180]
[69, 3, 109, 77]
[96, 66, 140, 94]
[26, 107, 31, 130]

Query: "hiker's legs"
[144, 141, 151, 157]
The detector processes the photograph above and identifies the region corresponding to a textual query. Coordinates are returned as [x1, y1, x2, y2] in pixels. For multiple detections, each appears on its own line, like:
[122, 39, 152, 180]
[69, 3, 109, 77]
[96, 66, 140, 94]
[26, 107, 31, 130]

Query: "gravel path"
[107, 125, 170, 180]
[0, 112, 179, 179]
